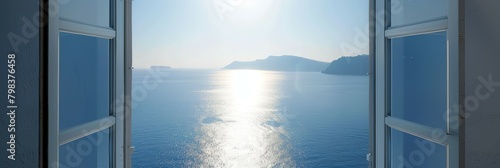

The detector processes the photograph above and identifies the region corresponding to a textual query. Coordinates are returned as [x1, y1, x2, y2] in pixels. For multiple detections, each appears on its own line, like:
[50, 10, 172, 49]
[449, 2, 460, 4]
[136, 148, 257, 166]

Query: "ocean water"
[131, 69, 368, 168]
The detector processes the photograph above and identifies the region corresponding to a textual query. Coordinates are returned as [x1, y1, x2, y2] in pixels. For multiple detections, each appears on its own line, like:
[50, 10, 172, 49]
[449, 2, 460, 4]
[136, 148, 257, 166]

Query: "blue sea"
[131, 69, 368, 167]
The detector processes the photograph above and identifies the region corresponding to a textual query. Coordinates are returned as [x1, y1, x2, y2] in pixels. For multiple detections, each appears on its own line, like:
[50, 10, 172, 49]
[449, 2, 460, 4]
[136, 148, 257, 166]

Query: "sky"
[132, 0, 369, 69]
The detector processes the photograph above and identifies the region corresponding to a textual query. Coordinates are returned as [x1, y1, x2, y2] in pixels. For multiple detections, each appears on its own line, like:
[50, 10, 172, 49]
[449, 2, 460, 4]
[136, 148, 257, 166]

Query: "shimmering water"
[132, 69, 368, 167]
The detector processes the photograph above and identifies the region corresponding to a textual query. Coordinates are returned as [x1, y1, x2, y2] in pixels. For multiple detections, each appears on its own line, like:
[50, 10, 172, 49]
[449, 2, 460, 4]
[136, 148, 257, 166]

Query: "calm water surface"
[132, 69, 368, 167]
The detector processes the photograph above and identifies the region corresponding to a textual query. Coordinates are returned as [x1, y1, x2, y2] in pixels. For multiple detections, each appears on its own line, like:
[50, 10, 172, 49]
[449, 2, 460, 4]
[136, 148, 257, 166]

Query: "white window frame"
[48, 0, 132, 167]
[372, 0, 460, 167]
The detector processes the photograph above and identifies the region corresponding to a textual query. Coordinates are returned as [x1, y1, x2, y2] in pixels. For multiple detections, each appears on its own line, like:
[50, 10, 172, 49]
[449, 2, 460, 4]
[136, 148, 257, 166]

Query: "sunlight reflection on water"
[132, 69, 369, 167]
[192, 70, 294, 167]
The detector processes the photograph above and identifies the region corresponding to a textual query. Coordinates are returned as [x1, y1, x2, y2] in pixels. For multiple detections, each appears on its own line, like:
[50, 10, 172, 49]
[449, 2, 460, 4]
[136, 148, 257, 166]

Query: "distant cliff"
[322, 55, 369, 75]
[223, 55, 330, 72]
[150, 66, 171, 70]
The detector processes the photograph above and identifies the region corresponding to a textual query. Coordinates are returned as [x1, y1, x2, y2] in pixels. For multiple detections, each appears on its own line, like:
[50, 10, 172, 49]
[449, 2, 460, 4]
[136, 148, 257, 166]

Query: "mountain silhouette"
[223, 55, 330, 72]
[322, 55, 368, 75]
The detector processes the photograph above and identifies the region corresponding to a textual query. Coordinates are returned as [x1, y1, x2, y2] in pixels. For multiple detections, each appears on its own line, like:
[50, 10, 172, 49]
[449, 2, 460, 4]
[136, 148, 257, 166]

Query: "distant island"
[322, 55, 368, 75]
[223, 55, 330, 72]
[150, 66, 171, 70]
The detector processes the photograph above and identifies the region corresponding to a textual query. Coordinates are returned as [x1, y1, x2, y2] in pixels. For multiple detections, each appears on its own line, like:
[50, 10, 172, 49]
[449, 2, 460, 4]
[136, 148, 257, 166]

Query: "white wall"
[465, 0, 500, 167]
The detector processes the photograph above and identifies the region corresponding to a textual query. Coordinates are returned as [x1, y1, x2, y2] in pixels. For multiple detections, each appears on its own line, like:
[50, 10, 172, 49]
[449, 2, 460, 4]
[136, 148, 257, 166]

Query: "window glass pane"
[390, 32, 447, 129]
[390, 129, 446, 168]
[59, 129, 110, 168]
[60, 0, 111, 28]
[59, 32, 110, 130]
[391, 0, 448, 27]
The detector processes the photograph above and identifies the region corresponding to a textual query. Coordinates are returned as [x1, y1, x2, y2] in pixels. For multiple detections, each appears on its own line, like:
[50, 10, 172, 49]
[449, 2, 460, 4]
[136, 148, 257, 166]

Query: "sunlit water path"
[132, 69, 368, 167]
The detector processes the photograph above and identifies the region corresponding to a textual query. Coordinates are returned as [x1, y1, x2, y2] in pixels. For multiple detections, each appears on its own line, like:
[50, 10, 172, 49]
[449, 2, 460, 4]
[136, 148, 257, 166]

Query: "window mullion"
[60, 20, 116, 39]
[386, 18, 448, 39]
[59, 116, 116, 145]
[385, 116, 450, 146]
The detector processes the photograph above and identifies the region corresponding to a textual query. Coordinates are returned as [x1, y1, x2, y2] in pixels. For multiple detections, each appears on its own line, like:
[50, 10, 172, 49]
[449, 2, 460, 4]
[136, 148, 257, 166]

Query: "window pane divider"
[59, 116, 116, 145]
[385, 116, 450, 146]
[60, 19, 116, 39]
[385, 17, 448, 39]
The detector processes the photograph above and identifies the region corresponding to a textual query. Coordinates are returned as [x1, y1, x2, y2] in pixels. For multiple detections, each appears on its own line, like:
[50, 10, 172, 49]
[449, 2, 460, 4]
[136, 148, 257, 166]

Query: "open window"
[371, 0, 459, 167]
[47, 0, 132, 167]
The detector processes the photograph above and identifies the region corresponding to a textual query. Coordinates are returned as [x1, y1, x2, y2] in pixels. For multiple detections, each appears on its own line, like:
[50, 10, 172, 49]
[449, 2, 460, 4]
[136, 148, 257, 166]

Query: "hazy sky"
[133, 0, 369, 68]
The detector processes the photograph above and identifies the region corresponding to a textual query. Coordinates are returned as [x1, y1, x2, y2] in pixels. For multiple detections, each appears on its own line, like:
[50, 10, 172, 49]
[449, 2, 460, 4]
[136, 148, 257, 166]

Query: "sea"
[131, 69, 369, 168]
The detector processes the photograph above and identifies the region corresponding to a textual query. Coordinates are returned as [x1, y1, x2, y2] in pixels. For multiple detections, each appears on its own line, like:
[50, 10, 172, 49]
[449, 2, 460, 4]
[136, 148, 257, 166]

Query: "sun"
[224, 0, 281, 25]
[240, 0, 266, 8]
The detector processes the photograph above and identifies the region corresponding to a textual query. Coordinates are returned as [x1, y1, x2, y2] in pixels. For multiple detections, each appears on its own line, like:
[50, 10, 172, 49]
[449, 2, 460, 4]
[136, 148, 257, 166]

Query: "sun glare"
[230, 70, 264, 112]
[226, 0, 280, 25]
[195, 70, 290, 167]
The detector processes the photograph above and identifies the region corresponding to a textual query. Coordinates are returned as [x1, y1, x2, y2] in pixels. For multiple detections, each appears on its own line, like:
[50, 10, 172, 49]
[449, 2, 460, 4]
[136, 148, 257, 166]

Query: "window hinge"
[366, 153, 374, 168]
[129, 146, 135, 154]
